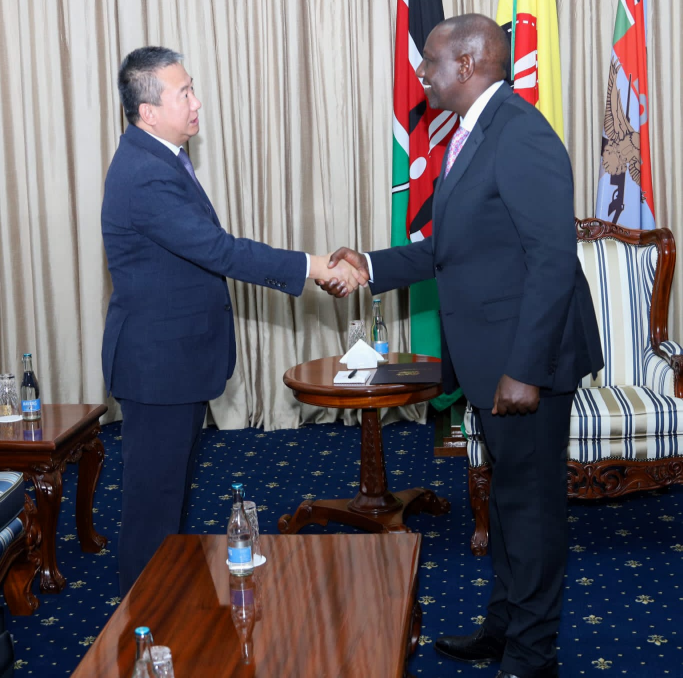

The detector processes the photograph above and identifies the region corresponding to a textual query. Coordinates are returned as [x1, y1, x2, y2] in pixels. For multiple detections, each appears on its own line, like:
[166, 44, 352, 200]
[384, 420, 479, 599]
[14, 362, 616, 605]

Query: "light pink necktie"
[444, 126, 470, 176]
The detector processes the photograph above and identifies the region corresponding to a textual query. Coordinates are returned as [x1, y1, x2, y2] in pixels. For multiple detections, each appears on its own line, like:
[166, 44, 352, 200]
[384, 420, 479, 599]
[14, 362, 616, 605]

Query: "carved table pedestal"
[280, 353, 450, 534]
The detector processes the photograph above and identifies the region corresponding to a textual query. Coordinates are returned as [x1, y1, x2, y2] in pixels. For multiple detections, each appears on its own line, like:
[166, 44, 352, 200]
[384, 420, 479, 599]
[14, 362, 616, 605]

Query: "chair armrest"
[645, 342, 683, 397]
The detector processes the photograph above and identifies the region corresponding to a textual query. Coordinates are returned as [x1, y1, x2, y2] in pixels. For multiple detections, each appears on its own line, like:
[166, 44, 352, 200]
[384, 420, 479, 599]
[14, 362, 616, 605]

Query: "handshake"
[309, 248, 369, 298]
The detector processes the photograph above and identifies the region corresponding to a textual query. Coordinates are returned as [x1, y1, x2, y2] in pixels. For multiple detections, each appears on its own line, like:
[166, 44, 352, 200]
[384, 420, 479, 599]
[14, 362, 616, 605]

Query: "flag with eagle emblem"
[595, 0, 654, 229]
[391, 0, 459, 410]
[496, 0, 564, 140]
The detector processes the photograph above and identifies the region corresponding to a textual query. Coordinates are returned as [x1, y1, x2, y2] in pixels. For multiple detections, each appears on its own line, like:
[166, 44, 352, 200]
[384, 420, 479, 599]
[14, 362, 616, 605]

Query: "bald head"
[416, 13, 510, 115]
[441, 14, 509, 83]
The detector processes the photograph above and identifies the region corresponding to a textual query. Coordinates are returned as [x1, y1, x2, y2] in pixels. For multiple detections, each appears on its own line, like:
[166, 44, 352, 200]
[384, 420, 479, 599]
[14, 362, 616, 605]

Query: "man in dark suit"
[318, 14, 603, 678]
[102, 46, 365, 596]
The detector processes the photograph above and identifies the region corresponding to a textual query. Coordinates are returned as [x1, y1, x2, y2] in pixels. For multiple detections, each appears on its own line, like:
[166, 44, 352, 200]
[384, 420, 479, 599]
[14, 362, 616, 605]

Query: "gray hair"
[118, 46, 184, 124]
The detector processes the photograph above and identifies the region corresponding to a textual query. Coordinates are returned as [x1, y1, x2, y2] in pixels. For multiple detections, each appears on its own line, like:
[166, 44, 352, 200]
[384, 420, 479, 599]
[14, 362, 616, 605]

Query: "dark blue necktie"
[178, 147, 201, 189]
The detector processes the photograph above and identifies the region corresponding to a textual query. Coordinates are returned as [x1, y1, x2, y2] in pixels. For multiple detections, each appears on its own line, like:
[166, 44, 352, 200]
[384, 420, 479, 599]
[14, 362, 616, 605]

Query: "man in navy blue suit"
[318, 14, 603, 678]
[102, 46, 366, 596]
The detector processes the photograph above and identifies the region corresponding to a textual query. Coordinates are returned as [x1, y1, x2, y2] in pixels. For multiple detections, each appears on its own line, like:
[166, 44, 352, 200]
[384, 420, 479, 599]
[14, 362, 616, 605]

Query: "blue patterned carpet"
[7, 417, 683, 676]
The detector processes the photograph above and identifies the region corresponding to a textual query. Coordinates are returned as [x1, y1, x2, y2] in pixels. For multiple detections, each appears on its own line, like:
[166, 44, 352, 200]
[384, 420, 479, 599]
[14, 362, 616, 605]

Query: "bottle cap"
[135, 626, 151, 636]
[232, 482, 244, 490]
[23, 353, 32, 358]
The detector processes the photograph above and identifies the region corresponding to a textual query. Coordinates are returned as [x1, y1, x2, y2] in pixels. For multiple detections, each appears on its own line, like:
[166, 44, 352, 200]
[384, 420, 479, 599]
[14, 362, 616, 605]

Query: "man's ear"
[457, 53, 475, 83]
[137, 102, 156, 126]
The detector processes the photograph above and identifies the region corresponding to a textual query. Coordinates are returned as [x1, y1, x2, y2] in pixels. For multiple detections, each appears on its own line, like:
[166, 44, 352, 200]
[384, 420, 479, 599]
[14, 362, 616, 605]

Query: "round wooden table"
[279, 353, 451, 534]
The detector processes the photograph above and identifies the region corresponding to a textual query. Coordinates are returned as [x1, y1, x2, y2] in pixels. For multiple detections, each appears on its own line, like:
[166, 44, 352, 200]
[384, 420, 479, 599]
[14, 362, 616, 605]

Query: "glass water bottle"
[227, 483, 254, 576]
[371, 298, 389, 357]
[20, 353, 41, 421]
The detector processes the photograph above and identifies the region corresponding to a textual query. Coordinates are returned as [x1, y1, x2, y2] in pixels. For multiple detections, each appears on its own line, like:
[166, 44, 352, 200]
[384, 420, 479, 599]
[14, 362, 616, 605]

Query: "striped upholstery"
[465, 237, 683, 467]
[0, 472, 26, 559]
[571, 386, 683, 461]
[0, 517, 24, 558]
[466, 387, 683, 466]
[577, 239, 656, 387]
[464, 404, 486, 466]
[644, 342, 683, 398]
[0, 472, 25, 528]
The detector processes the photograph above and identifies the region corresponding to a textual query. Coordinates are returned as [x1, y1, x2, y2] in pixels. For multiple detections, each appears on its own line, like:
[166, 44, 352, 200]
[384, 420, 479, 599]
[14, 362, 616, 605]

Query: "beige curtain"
[1, 0, 681, 430]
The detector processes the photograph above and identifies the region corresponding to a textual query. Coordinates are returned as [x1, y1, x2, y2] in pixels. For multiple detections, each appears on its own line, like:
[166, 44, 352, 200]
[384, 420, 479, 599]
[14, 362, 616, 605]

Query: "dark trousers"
[117, 399, 207, 597]
[476, 392, 574, 678]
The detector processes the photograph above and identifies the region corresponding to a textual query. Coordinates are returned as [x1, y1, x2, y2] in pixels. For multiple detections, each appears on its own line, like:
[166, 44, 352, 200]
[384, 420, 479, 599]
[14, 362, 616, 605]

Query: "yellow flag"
[496, 0, 564, 141]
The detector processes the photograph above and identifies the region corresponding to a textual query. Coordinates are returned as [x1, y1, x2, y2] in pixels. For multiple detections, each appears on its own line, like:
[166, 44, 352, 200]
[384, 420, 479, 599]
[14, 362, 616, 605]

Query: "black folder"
[370, 362, 441, 385]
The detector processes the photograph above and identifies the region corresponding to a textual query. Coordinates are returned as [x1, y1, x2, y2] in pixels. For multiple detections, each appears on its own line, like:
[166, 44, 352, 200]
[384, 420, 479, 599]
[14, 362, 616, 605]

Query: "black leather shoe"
[434, 626, 505, 663]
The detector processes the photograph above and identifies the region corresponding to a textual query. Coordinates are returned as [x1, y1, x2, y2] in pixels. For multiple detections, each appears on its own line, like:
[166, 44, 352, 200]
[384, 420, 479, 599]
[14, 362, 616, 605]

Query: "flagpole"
[510, 0, 518, 80]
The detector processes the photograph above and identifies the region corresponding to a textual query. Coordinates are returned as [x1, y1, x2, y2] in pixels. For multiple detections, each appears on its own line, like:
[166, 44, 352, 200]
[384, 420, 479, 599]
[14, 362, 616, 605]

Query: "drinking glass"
[347, 320, 367, 352]
[253, 567, 264, 622]
[243, 501, 261, 560]
[151, 646, 175, 678]
[0, 374, 21, 422]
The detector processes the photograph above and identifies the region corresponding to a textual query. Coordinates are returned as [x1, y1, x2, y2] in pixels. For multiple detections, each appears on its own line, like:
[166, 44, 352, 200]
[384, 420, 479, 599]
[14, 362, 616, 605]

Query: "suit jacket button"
[225, 304, 231, 311]
[435, 264, 443, 272]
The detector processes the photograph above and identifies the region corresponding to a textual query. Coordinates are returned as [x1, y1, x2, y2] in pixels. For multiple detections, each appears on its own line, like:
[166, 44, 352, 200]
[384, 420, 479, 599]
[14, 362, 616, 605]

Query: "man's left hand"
[492, 374, 540, 416]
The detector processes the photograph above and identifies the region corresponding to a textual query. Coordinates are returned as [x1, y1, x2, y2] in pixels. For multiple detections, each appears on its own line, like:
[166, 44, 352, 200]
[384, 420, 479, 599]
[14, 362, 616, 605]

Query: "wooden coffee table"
[279, 353, 450, 534]
[0, 404, 108, 593]
[71, 533, 423, 678]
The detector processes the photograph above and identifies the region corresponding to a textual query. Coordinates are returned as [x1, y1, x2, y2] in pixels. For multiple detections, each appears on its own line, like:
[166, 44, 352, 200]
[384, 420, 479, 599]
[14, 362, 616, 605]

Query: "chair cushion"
[570, 386, 683, 461]
[577, 239, 657, 388]
[0, 472, 25, 529]
[465, 387, 683, 467]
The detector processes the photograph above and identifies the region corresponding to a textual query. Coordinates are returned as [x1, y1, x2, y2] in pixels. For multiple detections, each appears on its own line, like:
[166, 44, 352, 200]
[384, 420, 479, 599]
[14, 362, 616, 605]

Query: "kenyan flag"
[391, 0, 459, 410]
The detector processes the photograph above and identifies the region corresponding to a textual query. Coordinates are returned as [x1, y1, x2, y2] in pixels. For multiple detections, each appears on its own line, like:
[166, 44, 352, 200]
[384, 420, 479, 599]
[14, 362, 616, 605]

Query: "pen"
[348, 369, 358, 379]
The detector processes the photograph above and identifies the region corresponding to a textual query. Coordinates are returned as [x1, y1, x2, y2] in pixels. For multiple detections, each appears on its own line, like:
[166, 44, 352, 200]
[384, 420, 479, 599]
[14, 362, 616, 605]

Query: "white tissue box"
[340, 340, 384, 369]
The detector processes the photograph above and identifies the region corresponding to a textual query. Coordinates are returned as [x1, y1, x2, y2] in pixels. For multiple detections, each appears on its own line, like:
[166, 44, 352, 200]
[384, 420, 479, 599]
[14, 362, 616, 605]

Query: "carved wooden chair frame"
[468, 218, 683, 556]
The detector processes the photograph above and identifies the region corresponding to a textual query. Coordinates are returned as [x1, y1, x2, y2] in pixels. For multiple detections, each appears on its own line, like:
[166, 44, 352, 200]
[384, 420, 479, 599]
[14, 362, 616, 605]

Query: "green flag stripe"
[391, 137, 410, 247]
[510, 0, 518, 79]
[392, 113, 409, 157]
[613, 0, 635, 44]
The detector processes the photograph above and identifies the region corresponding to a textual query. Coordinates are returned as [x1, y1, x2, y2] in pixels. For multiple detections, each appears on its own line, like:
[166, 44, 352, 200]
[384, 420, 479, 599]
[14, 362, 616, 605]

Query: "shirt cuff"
[364, 253, 374, 283]
[304, 253, 311, 279]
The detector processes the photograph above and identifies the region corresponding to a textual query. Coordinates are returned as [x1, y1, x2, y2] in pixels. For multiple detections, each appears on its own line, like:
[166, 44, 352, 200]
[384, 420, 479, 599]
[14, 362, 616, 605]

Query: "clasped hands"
[309, 248, 369, 297]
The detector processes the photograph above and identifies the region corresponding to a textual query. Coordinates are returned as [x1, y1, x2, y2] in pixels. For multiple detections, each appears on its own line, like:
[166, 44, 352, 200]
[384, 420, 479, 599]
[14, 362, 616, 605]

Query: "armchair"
[466, 218, 683, 555]
[0, 472, 40, 615]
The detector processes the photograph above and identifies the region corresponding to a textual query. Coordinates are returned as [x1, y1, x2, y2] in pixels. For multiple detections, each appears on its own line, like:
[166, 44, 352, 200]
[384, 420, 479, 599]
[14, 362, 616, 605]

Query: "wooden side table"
[279, 353, 450, 534]
[0, 404, 108, 593]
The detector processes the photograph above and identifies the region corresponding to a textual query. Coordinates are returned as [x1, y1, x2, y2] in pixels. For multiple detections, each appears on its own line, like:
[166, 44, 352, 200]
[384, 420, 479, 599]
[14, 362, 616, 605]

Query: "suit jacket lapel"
[434, 128, 483, 227]
[173, 156, 221, 223]
[432, 84, 514, 236]
[125, 125, 221, 227]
